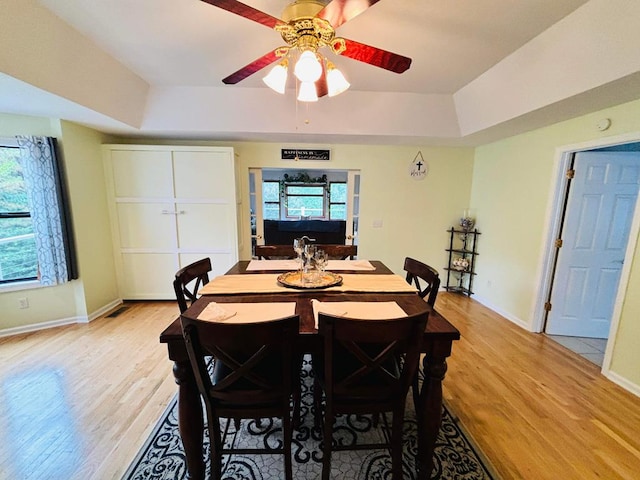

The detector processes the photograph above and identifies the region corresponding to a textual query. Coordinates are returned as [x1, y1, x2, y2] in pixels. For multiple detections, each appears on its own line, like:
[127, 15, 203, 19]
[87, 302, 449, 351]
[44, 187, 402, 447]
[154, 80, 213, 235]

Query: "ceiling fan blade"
[317, 0, 382, 29]
[222, 50, 280, 84]
[340, 38, 411, 74]
[200, 0, 283, 29]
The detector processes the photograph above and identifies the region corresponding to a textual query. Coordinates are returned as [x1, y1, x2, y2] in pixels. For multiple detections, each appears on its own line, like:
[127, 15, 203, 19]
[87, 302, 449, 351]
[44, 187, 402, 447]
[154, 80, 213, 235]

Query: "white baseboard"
[88, 299, 123, 322]
[603, 369, 640, 398]
[471, 294, 531, 331]
[0, 316, 85, 337]
[0, 298, 123, 338]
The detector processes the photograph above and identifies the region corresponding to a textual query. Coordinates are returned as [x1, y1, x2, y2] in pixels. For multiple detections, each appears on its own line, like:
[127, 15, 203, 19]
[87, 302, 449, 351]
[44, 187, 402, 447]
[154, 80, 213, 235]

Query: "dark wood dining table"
[160, 260, 460, 480]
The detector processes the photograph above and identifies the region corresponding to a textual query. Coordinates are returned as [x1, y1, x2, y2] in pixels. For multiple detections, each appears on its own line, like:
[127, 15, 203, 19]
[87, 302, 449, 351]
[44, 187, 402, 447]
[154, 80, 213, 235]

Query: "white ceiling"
[1, 0, 639, 146]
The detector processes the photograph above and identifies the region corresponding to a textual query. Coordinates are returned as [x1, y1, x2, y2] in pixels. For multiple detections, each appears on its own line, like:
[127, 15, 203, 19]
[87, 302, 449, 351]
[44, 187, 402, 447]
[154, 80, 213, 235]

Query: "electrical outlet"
[18, 297, 29, 309]
[372, 219, 383, 228]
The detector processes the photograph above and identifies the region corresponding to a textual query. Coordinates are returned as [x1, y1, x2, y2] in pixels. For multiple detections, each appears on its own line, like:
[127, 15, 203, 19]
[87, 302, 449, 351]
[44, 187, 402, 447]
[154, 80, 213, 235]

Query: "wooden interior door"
[545, 151, 640, 337]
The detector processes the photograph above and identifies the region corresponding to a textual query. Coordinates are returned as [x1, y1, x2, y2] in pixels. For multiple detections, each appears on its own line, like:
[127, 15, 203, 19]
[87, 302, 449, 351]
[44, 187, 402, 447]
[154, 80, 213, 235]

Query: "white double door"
[546, 151, 640, 337]
[105, 146, 238, 299]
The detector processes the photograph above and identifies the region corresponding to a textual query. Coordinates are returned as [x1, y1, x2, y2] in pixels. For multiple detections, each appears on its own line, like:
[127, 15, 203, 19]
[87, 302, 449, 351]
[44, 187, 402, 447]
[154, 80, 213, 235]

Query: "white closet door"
[105, 145, 238, 300]
[173, 150, 238, 277]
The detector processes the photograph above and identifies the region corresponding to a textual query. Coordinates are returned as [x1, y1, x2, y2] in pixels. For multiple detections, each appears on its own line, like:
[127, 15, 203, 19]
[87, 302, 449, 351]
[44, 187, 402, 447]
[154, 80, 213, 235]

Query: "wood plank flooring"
[0, 293, 639, 479]
[437, 293, 640, 480]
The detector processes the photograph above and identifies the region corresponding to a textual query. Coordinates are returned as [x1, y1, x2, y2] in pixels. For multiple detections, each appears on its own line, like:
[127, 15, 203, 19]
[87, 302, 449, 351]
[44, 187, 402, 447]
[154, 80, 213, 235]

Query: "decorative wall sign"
[409, 151, 428, 180]
[281, 149, 331, 161]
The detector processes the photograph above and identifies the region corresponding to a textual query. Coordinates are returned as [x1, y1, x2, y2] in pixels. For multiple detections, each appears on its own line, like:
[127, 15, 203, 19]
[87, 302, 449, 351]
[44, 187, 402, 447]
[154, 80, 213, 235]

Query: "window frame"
[284, 183, 327, 219]
[262, 180, 281, 220]
[328, 181, 347, 220]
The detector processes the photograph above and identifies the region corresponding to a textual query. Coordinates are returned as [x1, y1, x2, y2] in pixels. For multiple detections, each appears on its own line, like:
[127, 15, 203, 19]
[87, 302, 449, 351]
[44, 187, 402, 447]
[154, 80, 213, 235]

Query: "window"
[0, 145, 38, 283]
[329, 182, 347, 220]
[285, 184, 326, 218]
[262, 181, 280, 220]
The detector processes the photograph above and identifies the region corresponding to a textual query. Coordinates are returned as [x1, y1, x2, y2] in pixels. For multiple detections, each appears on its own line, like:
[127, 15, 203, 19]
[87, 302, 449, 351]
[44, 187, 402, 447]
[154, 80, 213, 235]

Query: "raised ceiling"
[1, 0, 639, 145]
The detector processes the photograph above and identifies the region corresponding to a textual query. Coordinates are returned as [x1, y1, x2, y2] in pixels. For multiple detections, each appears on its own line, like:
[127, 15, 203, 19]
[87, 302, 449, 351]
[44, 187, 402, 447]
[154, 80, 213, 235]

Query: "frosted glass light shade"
[262, 60, 288, 94]
[327, 64, 350, 97]
[297, 81, 318, 102]
[294, 51, 322, 82]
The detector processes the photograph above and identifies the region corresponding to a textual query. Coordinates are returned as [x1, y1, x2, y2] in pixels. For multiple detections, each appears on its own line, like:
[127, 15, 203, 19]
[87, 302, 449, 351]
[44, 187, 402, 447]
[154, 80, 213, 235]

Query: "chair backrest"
[254, 245, 297, 259]
[403, 257, 440, 306]
[318, 311, 428, 406]
[173, 258, 212, 313]
[255, 244, 357, 260]
[181, 315, 299, 409]
[317, 244, 357, 259]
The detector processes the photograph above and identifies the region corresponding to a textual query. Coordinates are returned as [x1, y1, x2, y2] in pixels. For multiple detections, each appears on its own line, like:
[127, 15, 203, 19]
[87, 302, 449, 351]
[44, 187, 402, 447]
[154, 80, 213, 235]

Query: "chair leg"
[313, 377, 323, 430]
[322, 409, 333, 480]
[209, 419, 223, 480]
[283, 411, 294, 480]
[412, 369, 420, 413]
[391, 409, 405, 480]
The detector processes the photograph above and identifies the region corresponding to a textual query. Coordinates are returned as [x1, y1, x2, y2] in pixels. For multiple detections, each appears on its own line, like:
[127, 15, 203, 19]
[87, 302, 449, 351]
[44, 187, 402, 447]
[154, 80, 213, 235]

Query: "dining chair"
[254, 244, 297, 259]
[173, 257, 212, 313]
[314, 310, 429, 480]
[255, 244, 357, 260]
[181, 314, 300, 480]
[317, 244, 357, 259]
[403, 257, 442, 415]
[403, 257, 440, 307]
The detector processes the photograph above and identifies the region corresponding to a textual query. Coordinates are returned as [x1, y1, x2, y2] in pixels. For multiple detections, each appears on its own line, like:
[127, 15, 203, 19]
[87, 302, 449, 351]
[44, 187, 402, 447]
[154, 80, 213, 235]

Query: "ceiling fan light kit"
[294, 50, 323, 82]
[262, 59, 289, 94]
[298, 80, 319, 102]
[326, 61, 350, 97]
[205, 0, 412, 102]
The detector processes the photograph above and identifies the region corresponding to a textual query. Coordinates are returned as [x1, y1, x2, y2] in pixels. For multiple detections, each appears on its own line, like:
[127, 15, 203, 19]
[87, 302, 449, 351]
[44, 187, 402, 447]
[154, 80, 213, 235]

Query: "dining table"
[159, 259, 460, 480]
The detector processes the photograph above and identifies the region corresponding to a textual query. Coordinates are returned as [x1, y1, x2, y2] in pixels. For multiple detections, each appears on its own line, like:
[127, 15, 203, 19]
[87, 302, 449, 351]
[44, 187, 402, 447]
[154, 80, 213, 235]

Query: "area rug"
[124, 358, 495, 479]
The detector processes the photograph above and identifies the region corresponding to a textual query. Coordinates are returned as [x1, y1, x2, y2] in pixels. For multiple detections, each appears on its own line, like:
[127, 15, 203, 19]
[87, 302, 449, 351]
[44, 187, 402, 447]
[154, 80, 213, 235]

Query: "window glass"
[286, 184, 325, 218]
[330, 183, 346, 202]
[329, 204, 346, 219]
[262, 181, 280, 220]
[288, 185, 324, 195]
[0, 146, 38, 283]
[263, 181, 280, 201]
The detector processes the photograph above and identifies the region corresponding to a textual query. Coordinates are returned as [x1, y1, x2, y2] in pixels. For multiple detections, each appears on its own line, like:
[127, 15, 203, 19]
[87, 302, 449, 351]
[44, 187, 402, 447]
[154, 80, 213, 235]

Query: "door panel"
[546, 152, 640, 337]
[111, 150, 173, 198]
[177, 203, 234, 250]
[173, 151, 234, 199]
[121, 253, 177, 299]
[116, 203, 176, 249]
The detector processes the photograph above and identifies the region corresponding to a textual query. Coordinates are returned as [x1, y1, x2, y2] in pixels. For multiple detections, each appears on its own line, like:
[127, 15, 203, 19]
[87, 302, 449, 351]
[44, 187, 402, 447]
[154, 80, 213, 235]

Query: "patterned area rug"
[124, 358, 494, 479]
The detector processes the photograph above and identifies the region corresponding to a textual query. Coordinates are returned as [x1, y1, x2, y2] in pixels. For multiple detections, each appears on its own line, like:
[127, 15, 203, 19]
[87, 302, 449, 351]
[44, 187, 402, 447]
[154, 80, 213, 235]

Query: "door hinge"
[566, 169, 575, 179]
[555, 238, 563, 248]
[544, 302, 552, 312]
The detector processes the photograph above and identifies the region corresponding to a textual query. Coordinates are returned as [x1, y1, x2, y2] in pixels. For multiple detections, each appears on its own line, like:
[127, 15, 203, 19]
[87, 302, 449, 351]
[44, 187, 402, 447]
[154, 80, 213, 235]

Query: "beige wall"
[59, 121, 119, 316]
[470, 98, 640, 389]
[0, 114, 119, 332]
[232, 143, 475, 275]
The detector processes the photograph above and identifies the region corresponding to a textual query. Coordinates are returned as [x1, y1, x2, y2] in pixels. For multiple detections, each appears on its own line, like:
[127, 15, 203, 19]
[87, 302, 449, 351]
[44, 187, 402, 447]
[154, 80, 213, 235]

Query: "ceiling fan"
[200, 0, 412, 100]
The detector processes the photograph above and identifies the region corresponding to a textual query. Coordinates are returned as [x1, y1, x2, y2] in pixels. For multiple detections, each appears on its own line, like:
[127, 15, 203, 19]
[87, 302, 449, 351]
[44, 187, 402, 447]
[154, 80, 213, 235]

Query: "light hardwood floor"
[1, 293, 639, 479]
